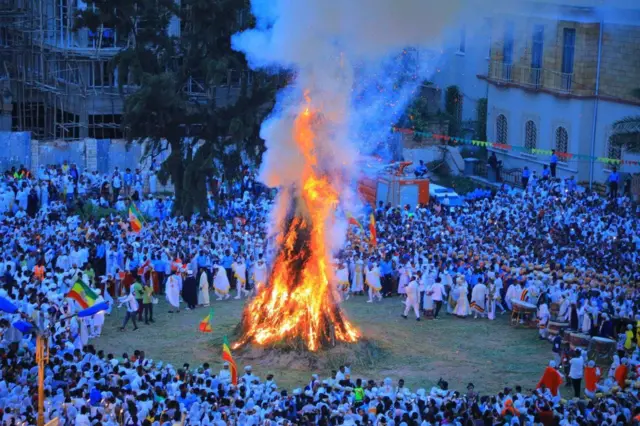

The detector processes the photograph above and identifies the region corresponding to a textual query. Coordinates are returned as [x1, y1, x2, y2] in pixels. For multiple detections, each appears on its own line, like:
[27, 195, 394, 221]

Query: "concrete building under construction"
[0, 0, 139, 140]
[0, 0, 258, 142]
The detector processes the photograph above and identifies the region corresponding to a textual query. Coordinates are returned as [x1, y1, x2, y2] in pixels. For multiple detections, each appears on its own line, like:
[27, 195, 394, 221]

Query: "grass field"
[95, 296, 551, 394]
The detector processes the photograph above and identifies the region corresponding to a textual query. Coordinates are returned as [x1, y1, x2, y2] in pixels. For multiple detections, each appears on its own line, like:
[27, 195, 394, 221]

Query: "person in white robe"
[90, 289, 106, 338]
[213, 265, 231, 300]
[580, 300, 592, 334]
[232, 257, 249, 299]
[558, 294, 571, 322]
[397, 264, 410, 296]
[505, 282, 522, 310]
[335, 261, 350, 301]
[165, 272, 181, 313]
[470, 279, 488, 319]
[538, 303, 550, 340]
[402, 277, 421, 320]
[453, 277, 471, 317]
[197, 269, 210, 307]
[487, 280, 502, 320]
[148, 171, 157, 194]
[351, 257, 364, 294]
[251, 257, 267, 293]
[365, 261, 382, 303]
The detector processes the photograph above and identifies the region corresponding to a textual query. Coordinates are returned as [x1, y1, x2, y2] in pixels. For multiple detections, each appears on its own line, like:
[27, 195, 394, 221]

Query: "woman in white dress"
[198, 269, 210, 306]
[351, 257, 364, 294]
[213, 265, 231, 300]
[365, 261, 382, 303]
[453, 276, 471, 317]
[422, 272, 434, 313]
[335, 261, 350, 301]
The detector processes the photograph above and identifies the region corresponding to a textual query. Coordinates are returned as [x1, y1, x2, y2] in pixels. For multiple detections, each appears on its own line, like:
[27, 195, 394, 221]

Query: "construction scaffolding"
[0, 0, 125, 140]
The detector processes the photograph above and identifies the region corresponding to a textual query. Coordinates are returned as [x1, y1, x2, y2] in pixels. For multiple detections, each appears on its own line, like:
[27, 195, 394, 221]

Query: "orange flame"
[234, 94, 360, 351]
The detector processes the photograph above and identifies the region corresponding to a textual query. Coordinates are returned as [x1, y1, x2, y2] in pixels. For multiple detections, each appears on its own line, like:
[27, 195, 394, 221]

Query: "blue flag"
[0, 296, 18, 314]
[12, 320, 34, 334]
[78, 301, 110, 318]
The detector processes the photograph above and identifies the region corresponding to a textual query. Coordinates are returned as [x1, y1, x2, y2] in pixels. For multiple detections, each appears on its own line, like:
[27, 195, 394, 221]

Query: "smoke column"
[232, 0, 516, 249]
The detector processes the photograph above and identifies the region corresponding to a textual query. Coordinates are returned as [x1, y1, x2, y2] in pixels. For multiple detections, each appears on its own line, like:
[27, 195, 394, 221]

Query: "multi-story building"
[0, 0, 252, 142]
[479, 0, 640, 183]
[433, 0, 640, 184]
[0, 0, 137, 140]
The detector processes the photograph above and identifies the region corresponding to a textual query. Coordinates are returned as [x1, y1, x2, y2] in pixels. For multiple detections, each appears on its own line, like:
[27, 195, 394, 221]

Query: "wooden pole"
[36, 333, 49, 426]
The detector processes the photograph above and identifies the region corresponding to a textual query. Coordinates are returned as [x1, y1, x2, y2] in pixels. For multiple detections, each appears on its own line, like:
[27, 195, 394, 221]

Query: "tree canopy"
[75, 0, 278, 217]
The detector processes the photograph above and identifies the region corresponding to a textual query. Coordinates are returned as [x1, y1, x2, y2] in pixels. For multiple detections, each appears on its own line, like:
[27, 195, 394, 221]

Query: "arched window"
[496, 114, 507, 144]
[555, 126, 568, 161]
[607, 136, 622, 160]
[524, 120, 537, 151]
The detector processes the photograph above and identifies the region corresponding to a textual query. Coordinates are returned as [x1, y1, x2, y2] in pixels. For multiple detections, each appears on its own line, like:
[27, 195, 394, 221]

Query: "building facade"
[477, 0, 640, 183]
[0, 0, 250, 143]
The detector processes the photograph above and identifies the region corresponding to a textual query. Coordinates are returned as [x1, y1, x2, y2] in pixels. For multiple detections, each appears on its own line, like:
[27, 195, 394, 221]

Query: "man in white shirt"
[568, 348, 584, 398]
[118, 288, 139, 332]
[402, 276, 421, 321]
[430, 277, 446, 319]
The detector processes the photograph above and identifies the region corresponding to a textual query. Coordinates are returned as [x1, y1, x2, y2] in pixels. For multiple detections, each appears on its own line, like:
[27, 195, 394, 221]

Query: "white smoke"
[233, 0, 518, 250]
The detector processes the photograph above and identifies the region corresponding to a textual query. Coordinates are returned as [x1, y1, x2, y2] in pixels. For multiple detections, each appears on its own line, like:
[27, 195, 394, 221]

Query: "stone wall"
[599, 24, 640, 103]
[488, 14, 640, 104]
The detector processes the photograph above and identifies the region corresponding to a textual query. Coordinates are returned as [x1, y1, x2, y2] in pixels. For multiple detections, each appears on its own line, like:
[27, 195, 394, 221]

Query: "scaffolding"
[0, 0, 125, 140]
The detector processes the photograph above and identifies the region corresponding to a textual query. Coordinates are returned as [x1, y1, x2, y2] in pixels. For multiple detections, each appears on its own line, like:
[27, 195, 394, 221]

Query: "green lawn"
[95, 296, 551, 394]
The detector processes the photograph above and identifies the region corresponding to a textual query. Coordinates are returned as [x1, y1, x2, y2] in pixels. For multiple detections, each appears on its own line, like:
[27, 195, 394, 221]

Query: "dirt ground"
[95, 296, 551, 394]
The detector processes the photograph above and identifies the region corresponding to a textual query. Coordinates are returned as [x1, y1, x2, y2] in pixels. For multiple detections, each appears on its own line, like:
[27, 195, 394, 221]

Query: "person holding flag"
[128, 202, 144, 233]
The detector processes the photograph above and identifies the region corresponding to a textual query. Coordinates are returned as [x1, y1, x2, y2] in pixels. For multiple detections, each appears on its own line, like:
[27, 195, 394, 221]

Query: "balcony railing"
[503, 168, 523, 188]
[473, 161, 488, 178]
[486, 61, 576, 94]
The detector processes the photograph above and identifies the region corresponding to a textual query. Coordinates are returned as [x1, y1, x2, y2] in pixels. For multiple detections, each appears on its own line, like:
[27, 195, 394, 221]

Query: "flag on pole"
[0, 296, 18, 313]
[78, 301, 110, 318]
[345, 213, 364, 231]
[222, 336, 238, 385]
[66, 280, 98, 309]
[369, 213, 377, 246]
[199, 308, 214, 333]
[128, 203, 144, 233]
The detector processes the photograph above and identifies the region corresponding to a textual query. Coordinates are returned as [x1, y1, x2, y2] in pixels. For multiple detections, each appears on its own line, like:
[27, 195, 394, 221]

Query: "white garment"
[165, 274, 181, 308]
[569, 356, 584, 379]
[252, 263, 267, 288]
[403, 280, 420, 318]
[470, 283, 487, 315]
[453, 284, 471, 317]
[213, 266, 230, 295]
[198, 271, 210, 306]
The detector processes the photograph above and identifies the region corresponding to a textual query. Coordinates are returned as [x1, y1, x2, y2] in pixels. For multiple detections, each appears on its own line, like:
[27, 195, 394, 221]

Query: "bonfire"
[234, 96, 360, 352]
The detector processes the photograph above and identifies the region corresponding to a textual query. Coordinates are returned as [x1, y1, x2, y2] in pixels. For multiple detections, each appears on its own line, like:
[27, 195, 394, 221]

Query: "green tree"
[444, 85, 462, 137]
[611, 88, 640, 153]
[477, 98, 487, 141]
[75, 0, 277, 217]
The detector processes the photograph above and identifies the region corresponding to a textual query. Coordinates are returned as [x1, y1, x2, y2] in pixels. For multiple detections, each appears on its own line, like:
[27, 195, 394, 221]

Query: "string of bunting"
[392, 127, 638, 166]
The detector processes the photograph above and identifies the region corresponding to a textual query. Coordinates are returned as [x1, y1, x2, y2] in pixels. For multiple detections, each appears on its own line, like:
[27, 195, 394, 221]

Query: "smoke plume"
[233, 0, 516, 249]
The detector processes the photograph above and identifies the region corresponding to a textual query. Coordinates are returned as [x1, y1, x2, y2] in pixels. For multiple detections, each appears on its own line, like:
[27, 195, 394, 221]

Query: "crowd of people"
[1, 160, 640, 425]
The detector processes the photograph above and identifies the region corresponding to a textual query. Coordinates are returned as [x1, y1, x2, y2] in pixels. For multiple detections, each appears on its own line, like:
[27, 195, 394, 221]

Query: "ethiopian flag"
[222, 336, 238, 385]
[66, 280, 98, 309]
[346, 212, 364, 231]
[369, 213, 377, 246]
[128, 203, 143, 233]
[199, 308, 214, 333]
